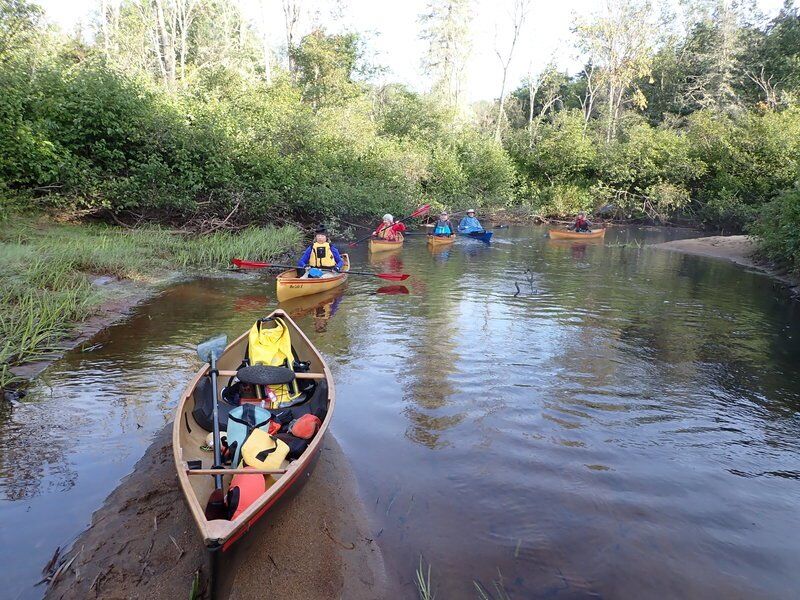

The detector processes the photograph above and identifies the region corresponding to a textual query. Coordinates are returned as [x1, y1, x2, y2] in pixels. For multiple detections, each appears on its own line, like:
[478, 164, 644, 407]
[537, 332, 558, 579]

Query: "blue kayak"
[458, 229, 493, 243]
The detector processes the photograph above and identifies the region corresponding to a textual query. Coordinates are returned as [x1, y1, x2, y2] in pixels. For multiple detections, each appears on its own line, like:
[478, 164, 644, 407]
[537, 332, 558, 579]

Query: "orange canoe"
[548, 229, 606, 240]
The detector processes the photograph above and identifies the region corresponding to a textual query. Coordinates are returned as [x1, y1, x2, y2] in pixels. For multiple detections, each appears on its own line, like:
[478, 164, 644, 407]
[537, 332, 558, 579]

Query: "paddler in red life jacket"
[429, 211, 456, 237]
[296, 226, 344, 277]
[568, 212, 592, 233]
[374, 214, 406, 241]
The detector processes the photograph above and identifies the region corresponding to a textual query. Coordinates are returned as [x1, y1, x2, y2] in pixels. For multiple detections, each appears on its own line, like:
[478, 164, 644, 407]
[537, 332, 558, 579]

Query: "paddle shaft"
[233, 260, 408, 281]
[349, 204, 430, 247]
[209, 355, 223, 490]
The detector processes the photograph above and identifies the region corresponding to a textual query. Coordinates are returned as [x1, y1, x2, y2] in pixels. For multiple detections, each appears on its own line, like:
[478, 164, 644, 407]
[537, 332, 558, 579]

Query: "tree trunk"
[154, 0, 176, 88]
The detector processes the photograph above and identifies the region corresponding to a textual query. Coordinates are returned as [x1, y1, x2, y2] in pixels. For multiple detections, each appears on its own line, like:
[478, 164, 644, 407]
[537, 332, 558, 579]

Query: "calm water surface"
[1, 225, 799, 599]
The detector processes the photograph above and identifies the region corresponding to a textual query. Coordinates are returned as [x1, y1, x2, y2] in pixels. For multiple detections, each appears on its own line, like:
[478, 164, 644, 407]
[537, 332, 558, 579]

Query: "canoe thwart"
[186, 468, 288, 476]
[217, 370, 325, 380]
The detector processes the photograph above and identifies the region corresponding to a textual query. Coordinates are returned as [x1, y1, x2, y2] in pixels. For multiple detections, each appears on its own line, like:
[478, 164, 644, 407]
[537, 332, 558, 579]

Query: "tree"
[419, 0, 473, 109]
[678, 0, 748, 113]
[574, 0, 655, 141]
[290, 29, 362, 110]
[282, 0, 301, 76]
[526, 64, 564, 145]
[494, 0, 529, 142]
[0, 0, 42, 63]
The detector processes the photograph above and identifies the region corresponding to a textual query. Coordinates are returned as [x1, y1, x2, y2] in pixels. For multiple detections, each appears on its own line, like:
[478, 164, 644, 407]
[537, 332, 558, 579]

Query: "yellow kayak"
[276, 255, 350, 302]
[427, 235, 456, 247]
[369, 237, 404, 253]
[548, 228, 606, 240]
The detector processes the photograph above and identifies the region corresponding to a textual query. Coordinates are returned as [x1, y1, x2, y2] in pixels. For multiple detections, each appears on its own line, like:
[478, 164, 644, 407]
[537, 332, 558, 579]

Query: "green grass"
[0, 217, 301, 389]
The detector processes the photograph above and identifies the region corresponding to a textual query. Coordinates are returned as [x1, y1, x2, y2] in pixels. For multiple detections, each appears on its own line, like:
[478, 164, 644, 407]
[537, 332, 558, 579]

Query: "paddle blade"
[410, 204, 431, 218]
[204, 489, 227, 521]
[197, 334, 228, 363]
[375, 273, 410, 281]
[232, 258, 271, 269]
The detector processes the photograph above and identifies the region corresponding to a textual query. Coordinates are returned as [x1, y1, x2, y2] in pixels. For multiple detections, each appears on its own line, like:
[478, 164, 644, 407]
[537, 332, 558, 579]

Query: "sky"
[38, 0, 788, 103]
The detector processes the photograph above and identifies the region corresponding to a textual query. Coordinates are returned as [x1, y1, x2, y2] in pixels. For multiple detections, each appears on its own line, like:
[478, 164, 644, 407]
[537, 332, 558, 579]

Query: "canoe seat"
[237, 365, 296, 386]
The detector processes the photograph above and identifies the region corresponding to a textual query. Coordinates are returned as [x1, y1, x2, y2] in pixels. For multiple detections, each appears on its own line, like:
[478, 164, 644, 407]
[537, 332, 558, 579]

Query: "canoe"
[458, 230, 493, 243]
[368, 237, 403, 253]
[275, 254, 350, 302]
[427, 234, 457, 247]
[173, 310, 334, 555]
[548, 228, 606, 240]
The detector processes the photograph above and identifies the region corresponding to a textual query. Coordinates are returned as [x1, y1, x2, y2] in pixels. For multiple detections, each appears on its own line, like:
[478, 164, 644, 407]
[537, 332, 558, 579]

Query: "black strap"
[255, 446, 277, 461]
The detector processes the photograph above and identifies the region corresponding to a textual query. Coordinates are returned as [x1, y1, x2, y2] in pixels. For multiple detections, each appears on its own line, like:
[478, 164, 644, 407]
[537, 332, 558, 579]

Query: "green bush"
[749, 187, 800, 273]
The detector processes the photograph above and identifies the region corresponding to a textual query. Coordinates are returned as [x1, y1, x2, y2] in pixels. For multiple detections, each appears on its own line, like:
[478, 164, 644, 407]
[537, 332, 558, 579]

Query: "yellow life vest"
[309, 242, 337, 268]
[247, 317, 301, 406]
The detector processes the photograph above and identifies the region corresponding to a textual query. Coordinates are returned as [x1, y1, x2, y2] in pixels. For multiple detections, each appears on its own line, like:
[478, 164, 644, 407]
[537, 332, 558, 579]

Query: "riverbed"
[2, 225, 799, 599]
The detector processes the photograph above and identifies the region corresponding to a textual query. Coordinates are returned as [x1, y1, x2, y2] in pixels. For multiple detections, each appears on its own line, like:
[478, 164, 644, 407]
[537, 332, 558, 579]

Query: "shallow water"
[1, 225, 799, 599]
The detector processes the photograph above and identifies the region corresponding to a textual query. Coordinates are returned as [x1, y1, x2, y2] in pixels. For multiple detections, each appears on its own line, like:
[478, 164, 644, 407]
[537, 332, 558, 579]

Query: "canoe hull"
[427, 235, 456, 247]
[275, 255, 350, 302]
[548, 228, 605, 240]
[459, 230, 493, 243]
[368, 238, 403, 253]
[173, 309, 335, 552]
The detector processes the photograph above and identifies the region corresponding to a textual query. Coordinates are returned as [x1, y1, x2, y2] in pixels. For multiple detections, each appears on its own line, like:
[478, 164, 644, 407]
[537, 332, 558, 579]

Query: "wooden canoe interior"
[173, 310, 334, 548]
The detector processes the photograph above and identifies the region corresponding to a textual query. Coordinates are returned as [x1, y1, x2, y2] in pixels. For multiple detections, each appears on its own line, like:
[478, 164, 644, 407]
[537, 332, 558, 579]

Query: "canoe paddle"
[196, 333, 229, 520]
[231, 258, 410, 281]
[348, 204, 431, 247]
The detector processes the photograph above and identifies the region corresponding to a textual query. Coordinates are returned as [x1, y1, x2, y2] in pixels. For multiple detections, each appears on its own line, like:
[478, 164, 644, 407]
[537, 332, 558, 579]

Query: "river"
[1, 225, 799, 599]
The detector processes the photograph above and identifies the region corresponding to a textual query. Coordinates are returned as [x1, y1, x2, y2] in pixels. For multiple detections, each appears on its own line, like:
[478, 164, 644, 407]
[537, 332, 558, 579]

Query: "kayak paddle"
[231, 258, 410, 281]
[348, 204, 431, 247]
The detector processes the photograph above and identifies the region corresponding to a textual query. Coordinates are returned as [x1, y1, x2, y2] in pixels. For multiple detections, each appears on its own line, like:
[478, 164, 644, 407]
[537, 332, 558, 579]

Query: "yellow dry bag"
[241, 429, 290, 470]
[247, 317, 301, 406]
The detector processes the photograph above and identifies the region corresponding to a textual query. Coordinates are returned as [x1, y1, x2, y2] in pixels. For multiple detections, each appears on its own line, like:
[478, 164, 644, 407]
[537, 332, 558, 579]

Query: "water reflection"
[2, 226, 800, 599]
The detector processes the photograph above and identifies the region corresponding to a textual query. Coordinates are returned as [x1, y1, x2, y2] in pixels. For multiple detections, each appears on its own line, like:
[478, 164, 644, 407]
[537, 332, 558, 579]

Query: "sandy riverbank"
[652, 235, 799, 296]
[44, 424, 387, 600]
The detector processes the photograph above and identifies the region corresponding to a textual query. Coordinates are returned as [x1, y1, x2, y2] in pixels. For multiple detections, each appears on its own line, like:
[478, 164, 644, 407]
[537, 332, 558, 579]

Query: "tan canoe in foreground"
[173, 309, 334, 553]
[275, 254, 350, 302]
[548, 228, 606, 240]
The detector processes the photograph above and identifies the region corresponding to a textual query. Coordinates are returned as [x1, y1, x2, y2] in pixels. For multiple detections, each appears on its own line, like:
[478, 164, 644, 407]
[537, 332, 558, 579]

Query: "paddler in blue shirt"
[458, 209, 483, 233]
[430, 211, 456, 237]
[296, 226, 344, 277]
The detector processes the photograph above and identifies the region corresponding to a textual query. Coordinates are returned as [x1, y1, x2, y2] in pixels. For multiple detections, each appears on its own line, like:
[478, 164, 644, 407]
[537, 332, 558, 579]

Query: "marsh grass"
[0, 218, 300, 389]
[415, 556, 435, 600]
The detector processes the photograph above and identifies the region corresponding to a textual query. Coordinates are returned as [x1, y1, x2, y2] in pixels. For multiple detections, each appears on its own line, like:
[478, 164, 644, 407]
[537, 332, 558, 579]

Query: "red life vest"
[375, 222, 405, 241]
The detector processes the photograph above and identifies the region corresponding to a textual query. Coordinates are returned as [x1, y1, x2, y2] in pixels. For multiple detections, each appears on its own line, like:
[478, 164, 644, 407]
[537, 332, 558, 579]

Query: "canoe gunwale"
[172, 309, 336, 551]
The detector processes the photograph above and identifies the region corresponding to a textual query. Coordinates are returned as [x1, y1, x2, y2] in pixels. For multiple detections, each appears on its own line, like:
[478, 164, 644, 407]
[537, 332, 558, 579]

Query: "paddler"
[568, 212, 592, 233]
[296, 226, 344, 277]
[373, 214, 406, 241]
[458, 209, 483, 233]
[429, 211, 456, 237]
